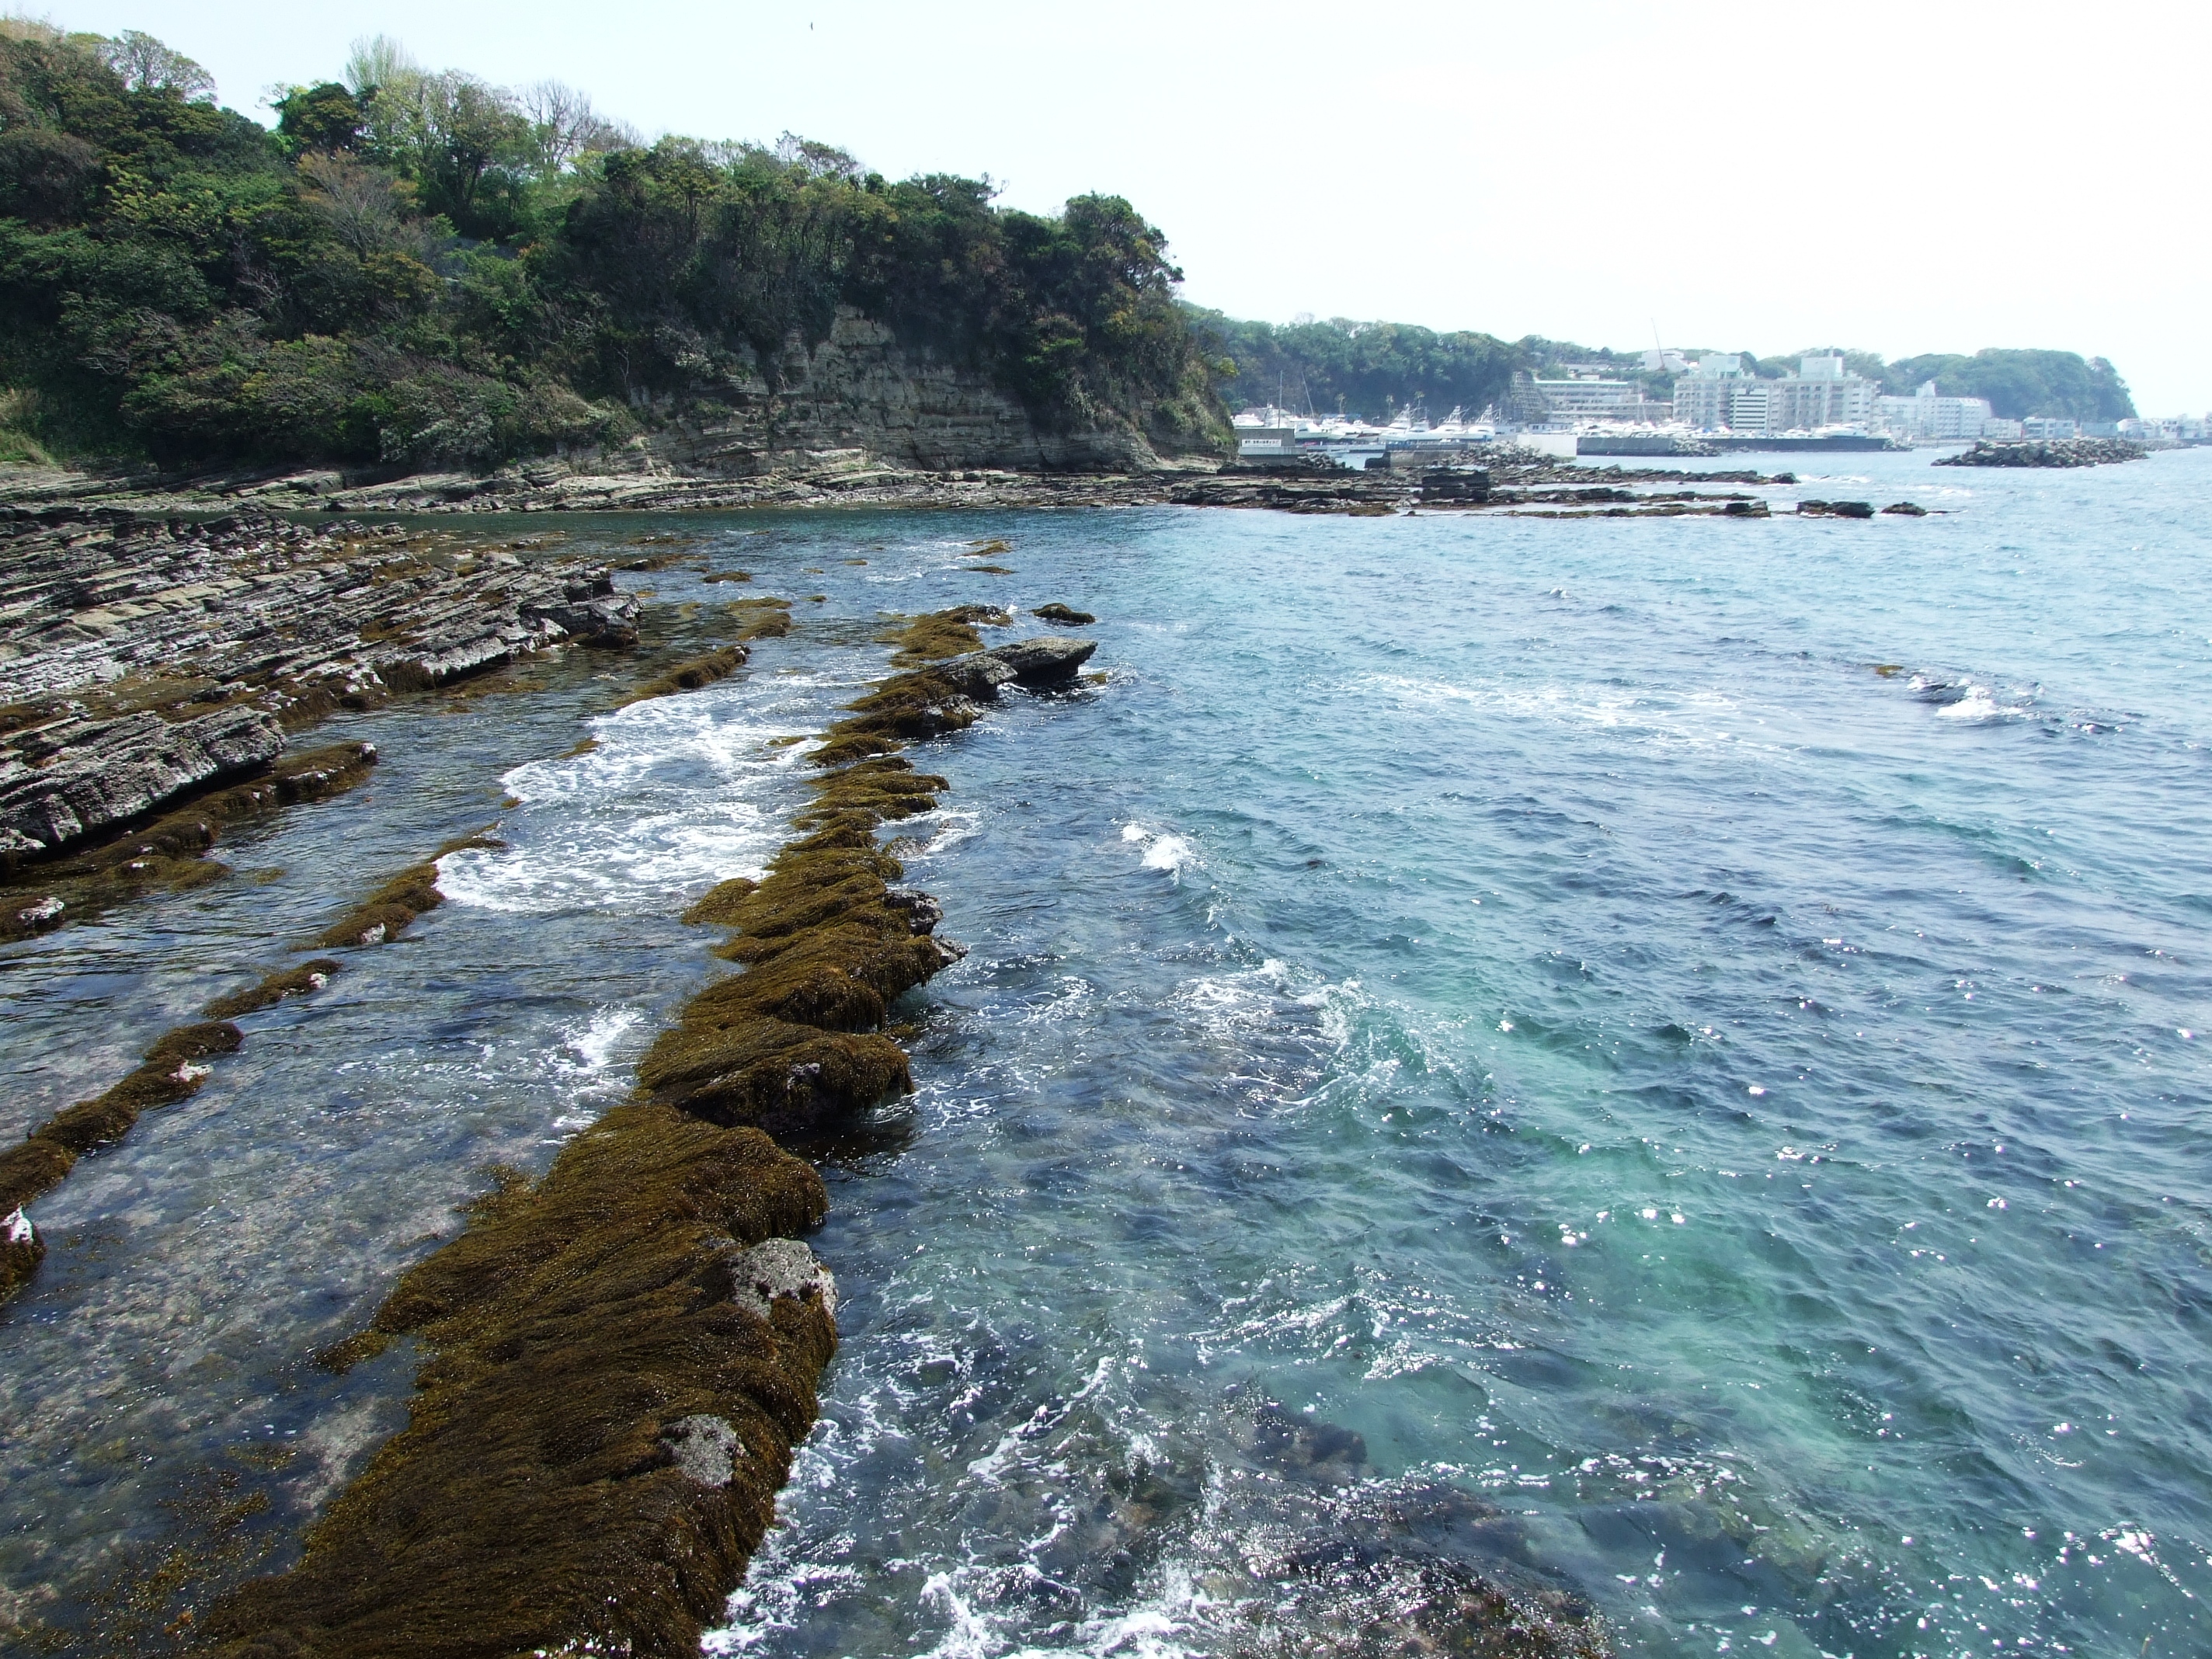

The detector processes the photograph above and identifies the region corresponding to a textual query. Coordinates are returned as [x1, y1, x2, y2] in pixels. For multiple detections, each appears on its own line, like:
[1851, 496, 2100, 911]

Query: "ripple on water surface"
[6, 466, 2212, 1657]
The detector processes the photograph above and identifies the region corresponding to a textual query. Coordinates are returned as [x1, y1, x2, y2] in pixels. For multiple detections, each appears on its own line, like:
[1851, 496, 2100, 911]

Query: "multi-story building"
[2021, 416, 2078, 440]
[1670, 355, 1746, 431]
[1526, 374, 1644, 419]
[1876, 381, 1995, 440]
[1672, 354, 1875, 434]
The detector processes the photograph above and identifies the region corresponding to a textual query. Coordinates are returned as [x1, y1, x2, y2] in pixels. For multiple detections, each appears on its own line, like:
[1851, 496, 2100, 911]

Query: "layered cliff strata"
[0, 506, 640, 932]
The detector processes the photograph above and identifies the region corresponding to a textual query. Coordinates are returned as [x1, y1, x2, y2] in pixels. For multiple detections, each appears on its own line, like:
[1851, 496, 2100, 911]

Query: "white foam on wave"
[437, 678, 823, 915]
[1932, 683, 2021, 722]
[1359, 672, 1762, 753]
[563, 1006, 644, 1076]
[1121, 821, 1197, 881]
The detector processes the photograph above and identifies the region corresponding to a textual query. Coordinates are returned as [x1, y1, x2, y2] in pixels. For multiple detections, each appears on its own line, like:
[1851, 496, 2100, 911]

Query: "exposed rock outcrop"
[0, 705, 280, 857]
[1934, 437, 2147, 468]
[0, 509, 637, 870]
[986, 635, 1098, 685]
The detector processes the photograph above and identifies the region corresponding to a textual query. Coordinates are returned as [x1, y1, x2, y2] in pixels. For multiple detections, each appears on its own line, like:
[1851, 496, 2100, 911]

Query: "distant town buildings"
[1512, 369, 1671, 426]
[1876, 381, 2007, 441]
[1671, 354, 1877, 436]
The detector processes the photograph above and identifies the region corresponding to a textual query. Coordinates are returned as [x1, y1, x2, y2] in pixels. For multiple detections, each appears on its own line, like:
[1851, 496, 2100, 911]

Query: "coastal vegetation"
[1879, 349, 2134, 422]
[0, 25, 1221, 468]
[1194, 309, 1568, 421]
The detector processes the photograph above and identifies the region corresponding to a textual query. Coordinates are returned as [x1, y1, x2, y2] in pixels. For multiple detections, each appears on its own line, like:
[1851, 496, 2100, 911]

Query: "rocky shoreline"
[0, 454, 1803, 521]
[202, 611, 1099, 1657]
[0, 506, 638, 937]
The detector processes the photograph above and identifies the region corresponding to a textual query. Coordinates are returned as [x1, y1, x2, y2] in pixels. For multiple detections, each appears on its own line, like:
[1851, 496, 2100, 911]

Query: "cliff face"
[624, 308, 1169, 478]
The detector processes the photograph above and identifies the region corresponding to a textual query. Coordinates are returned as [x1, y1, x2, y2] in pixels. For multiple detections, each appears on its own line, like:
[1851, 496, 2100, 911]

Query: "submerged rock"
[0, 1020, 244, 1299]
[1033, 602, 1096, 625]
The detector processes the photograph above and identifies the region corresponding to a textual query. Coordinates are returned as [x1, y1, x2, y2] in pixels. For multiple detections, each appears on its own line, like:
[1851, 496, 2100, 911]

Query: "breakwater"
[1935, 436, 2148, 468]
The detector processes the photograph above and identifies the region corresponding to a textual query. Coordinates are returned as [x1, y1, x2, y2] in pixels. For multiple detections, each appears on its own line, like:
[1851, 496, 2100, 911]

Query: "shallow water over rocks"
[5, 450, 2211, 1657]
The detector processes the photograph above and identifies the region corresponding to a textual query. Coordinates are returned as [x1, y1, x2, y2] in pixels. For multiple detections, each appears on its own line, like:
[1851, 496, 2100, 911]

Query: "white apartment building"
[1528, 374, 1644, 419]
[1670, 355, 1745, 430]
[1672, 354, 1874, 434]
[2021, 416, 2078, 440]
[1876, 381, 1996, 441]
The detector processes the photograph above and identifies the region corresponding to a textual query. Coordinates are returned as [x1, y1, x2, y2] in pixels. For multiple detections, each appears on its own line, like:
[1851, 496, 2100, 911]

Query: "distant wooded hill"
[1197, 313, 2135, 424]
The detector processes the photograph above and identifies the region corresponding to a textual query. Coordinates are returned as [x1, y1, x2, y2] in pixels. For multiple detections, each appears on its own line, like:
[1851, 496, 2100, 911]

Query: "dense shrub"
[0, 30, 1226, 466]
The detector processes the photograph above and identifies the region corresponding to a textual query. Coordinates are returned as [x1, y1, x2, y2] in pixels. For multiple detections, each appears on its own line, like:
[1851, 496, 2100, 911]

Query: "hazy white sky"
[36, 0, 2212, 410]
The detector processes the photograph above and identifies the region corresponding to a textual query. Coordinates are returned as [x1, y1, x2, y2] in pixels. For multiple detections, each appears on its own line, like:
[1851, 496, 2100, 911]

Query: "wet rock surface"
[985, 635, 1098, 684]
[0, 507, 636, 870]
[0, 704, 280, 856]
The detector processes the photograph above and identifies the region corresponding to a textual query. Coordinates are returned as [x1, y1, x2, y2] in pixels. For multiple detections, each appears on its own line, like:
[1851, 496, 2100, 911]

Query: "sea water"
[2, 450, 2207, 1657]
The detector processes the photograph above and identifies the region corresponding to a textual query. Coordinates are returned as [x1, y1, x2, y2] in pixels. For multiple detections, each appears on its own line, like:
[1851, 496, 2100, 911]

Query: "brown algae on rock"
[311, 833, 502, 949]
[728, 596, 796, 642]
[625, 645, 749, 706]
[204, 959, 343, 1021]
[200, 608, 1097, 1654]
[208, 1107, 836, 1658]
[0, 1021, 245, 1300]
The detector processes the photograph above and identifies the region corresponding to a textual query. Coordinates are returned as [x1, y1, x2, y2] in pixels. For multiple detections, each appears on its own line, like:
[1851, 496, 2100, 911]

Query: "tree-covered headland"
[0, 26, 1223, 469]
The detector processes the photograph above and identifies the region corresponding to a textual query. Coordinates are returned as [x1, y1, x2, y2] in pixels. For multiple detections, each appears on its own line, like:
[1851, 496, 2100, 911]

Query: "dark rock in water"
[537, 582, 642, 648]
[986, 635, 1097, 685]
[1721, 499, 1770, 517]
[1033, 602, 1095, 626]
[1190, 1458, 1612, 1659]
[1419, 468, 1492, 504]
[935, 652, 1017, 700]
[1882, 500, 1929, 516]
[1770, 471, 1798, 484]
[882, 885, 944, 935]
[1797, 499, 1873, 519]
[1935, 437, 2146, 468]
[1250, 1403, 1369, 1482]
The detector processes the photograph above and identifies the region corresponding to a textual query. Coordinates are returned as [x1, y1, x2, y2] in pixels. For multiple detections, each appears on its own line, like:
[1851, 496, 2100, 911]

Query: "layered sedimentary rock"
[0, 508, 637, 864]
[0, 705, 281, 857]
[0, 506, 636, 711]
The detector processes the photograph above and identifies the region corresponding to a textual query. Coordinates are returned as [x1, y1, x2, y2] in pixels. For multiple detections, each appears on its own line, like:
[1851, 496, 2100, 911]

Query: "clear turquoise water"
[4, 451, 2209, 1657]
